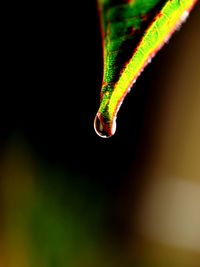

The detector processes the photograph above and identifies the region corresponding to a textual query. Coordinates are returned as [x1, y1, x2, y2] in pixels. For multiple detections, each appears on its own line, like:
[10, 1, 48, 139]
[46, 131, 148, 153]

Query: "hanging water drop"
[94, 113, 116, 138]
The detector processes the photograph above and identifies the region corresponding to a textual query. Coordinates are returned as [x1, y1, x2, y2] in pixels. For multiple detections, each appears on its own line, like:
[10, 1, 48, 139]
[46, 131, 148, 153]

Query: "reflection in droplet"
[94, 113, 117, 138]
[94, 114, 110, 138]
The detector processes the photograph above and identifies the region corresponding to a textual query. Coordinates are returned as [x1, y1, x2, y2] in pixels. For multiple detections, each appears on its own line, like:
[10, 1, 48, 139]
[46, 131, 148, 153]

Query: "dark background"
[1, 1, 160, 179]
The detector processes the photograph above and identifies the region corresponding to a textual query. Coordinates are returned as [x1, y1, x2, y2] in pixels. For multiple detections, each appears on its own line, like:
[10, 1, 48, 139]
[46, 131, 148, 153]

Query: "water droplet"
[94, 114, 110, 138]
[94, 113, 118, 138]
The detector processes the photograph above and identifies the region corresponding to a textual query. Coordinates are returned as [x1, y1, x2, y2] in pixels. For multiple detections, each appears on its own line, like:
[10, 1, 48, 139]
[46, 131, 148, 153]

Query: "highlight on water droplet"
[94, 113, 116, 138]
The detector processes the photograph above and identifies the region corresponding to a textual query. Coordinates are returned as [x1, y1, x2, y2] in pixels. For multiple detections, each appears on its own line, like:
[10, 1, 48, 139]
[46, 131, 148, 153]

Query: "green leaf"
[94, 0, 198, 138]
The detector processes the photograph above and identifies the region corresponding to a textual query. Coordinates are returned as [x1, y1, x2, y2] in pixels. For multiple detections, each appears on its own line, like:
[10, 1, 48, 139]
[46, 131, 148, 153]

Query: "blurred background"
[1, 1, 200, 266]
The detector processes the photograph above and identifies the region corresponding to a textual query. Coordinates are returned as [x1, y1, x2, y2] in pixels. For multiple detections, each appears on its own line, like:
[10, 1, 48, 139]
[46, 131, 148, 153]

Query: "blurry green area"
[0, 135, 112, 267]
